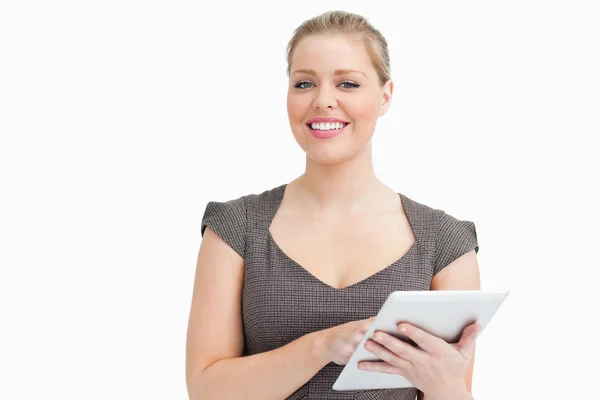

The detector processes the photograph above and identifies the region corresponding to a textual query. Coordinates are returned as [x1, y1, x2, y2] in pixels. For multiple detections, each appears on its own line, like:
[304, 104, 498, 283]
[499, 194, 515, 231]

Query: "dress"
[200, 183, 479, 400]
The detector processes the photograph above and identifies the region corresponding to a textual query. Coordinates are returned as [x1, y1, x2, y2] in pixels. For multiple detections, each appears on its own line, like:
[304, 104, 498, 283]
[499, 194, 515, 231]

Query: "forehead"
[290, 33, 373, 75]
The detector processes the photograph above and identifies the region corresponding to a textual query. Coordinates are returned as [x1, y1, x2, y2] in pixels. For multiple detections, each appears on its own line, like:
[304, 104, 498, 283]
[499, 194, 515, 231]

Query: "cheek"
[347, 98, 380, 127]
[287, 95, 306, 121]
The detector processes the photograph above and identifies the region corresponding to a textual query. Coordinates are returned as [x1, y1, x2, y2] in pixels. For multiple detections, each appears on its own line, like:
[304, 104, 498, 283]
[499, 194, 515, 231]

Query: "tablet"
[332, 290, 509, 391]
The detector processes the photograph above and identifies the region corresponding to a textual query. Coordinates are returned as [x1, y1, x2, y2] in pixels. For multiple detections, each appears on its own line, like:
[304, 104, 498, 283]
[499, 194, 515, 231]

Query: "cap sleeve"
[201, 196, 247, 258]
[434, 210, 479, 275]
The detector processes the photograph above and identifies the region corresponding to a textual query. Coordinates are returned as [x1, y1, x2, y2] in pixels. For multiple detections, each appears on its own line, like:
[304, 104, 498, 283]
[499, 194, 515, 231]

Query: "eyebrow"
[291, 68, 367, 78]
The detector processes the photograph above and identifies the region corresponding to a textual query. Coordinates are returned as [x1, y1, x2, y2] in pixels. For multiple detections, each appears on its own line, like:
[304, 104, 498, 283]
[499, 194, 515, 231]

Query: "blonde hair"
[286, 10, 391, 86]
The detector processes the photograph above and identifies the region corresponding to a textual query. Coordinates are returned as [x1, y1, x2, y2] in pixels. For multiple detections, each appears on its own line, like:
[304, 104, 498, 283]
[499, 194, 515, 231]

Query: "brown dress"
[201, 183, 479, 399]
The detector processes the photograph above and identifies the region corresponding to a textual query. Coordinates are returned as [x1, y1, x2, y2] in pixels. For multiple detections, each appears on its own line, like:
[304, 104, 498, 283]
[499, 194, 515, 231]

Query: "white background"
[1, 0, 598, 399]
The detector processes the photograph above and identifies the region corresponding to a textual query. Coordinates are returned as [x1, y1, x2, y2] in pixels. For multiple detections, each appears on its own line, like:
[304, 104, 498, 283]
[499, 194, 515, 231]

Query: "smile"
[308, 122, 349, 131]
[306, 122, 349, 139]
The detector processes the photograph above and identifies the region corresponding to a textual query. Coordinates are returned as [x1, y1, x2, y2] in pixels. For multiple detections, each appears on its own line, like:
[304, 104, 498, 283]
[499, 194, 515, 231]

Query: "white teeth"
[310, 122, 346, 131]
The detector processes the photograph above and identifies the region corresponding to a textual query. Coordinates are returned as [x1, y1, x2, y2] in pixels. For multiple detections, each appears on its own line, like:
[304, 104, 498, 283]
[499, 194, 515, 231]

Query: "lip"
[306, 121, 349, 139]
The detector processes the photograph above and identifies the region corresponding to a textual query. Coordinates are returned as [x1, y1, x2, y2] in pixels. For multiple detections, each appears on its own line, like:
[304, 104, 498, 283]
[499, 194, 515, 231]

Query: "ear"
[379, 79, 394, 116]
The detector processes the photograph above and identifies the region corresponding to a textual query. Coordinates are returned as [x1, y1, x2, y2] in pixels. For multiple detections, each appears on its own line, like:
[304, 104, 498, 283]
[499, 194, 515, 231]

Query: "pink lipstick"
[306, 117, 350, 139]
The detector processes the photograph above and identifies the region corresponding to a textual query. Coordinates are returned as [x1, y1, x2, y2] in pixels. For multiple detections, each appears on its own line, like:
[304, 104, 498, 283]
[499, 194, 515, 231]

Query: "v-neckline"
[266, 184, 419, 292]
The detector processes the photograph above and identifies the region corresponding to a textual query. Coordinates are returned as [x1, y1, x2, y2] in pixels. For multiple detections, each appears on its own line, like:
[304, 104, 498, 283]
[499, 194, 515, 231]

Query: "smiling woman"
[186, 10, 480, 400]
[286, 29, 392, 164]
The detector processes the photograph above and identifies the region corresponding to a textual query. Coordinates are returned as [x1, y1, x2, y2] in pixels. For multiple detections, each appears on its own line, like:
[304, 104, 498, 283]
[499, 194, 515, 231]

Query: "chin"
[304, 145, 361, 165]
[291, 127, 372, 165]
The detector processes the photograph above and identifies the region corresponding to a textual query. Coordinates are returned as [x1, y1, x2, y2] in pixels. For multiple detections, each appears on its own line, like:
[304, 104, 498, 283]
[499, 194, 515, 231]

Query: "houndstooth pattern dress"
[201, 183, 479, 400]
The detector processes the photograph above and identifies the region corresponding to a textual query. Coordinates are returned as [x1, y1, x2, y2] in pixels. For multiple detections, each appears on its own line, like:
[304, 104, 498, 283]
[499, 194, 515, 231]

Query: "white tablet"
[332, 290, 509, 391]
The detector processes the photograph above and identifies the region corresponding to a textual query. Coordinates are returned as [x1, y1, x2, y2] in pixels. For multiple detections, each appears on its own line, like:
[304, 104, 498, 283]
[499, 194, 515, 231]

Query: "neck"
[292, 144, 387, 215]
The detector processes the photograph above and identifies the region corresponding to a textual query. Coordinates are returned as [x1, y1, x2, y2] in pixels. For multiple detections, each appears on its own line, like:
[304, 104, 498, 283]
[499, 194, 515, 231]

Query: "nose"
[311, 86, 337, 109]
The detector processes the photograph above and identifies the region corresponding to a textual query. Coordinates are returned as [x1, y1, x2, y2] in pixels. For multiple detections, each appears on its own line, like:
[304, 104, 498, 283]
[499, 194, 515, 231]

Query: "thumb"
[455, 323, 481, 357]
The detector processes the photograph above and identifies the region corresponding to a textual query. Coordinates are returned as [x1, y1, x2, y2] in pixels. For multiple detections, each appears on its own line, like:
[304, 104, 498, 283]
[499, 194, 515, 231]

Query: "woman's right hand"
[321, 316, 375, 366]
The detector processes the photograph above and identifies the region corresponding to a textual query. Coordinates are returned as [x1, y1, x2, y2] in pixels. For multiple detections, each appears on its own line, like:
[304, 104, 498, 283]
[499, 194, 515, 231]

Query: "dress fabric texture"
[200, 184, 479, 400]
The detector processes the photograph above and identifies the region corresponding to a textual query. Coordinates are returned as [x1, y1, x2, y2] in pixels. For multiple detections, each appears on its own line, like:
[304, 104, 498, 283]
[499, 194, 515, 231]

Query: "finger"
[352, 331, 365, 346]
[361, 316, 376, 333]
[397, 323, 446, 354]
[371, 331, 425, 364]
[364, 338, 413, 371]
[455, 323, 481, 358]
[358, 360, 408, 377]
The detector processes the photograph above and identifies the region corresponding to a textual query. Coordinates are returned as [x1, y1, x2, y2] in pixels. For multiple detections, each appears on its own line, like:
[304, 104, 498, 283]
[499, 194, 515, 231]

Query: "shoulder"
[401, 193, 479, 275]
[432, 204, 479, 276]
[401, 192, 477, 235]
[200, 184, 284, 257]
[202, 195, 247, 225]
[201, 184, 283, 220]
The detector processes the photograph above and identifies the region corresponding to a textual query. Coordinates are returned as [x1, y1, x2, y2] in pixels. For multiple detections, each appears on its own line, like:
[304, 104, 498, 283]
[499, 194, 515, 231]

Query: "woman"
[186, 10, 481, 400]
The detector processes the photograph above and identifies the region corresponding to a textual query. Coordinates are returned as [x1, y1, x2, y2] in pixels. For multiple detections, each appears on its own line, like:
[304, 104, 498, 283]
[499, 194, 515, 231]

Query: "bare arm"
[185, 228, 331, 400]
[419, 249, 480, 400]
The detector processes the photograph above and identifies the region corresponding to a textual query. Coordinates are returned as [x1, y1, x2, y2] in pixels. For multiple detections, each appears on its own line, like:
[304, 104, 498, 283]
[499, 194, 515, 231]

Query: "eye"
[294, 81, 314, 89]
[339, 81, 360, 89]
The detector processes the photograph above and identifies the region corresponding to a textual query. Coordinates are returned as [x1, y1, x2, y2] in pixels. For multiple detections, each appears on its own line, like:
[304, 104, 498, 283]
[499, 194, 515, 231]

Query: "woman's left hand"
[359, 322, 480, 398]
